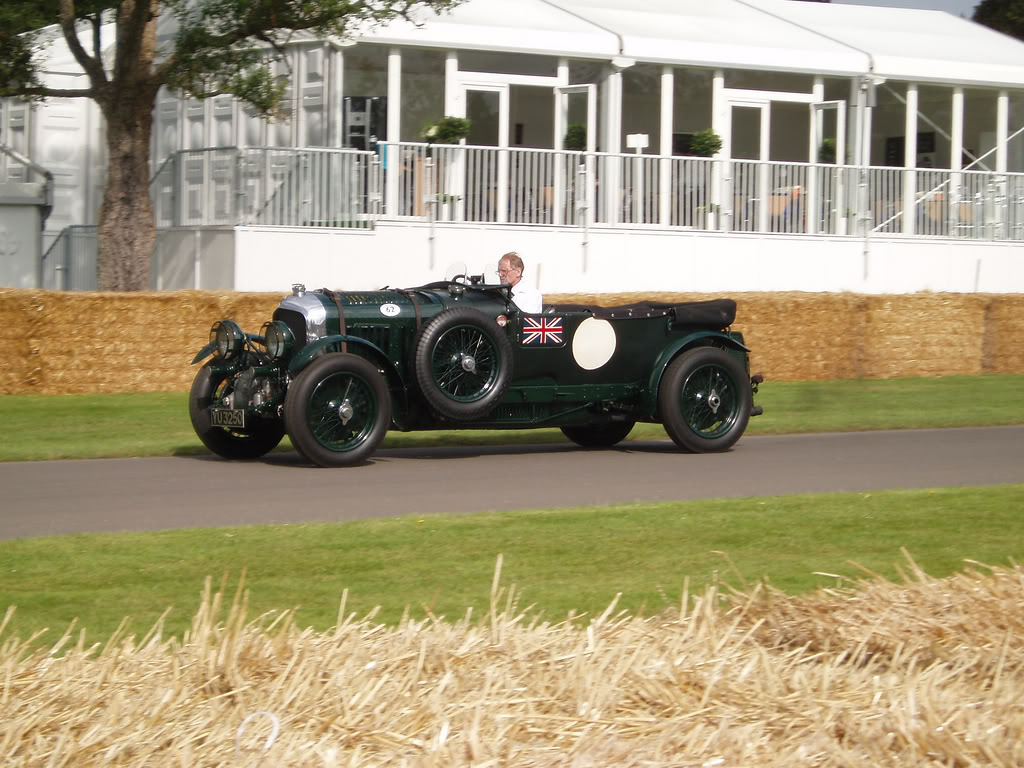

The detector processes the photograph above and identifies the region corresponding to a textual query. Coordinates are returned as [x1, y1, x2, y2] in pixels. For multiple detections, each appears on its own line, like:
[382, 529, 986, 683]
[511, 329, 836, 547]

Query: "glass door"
[811, 100, 848, 235]
[460, 84, 509, 222]
[728, 102, 769, 231]
[555, 83, 596, 225]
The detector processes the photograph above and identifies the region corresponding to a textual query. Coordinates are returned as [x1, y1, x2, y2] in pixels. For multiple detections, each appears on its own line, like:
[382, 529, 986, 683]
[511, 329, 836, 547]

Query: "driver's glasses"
[498, 267, 518, 278]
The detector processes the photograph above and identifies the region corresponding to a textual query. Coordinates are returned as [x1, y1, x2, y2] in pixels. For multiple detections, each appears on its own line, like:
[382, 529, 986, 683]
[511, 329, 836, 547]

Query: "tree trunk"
[97, 95, 156, 291]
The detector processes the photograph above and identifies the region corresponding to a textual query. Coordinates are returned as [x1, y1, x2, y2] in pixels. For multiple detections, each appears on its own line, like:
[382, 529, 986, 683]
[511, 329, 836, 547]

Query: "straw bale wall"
[0, 289, 1022, 395]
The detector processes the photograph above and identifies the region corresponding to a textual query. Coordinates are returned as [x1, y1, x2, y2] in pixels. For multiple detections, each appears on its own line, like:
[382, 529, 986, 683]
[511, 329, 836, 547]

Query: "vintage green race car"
[189, 270, 764, 467]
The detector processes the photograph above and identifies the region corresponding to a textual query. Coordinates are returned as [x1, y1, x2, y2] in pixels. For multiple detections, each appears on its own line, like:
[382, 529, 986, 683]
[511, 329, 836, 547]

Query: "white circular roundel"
[379, 303, 401, 317]
[571, 317, 616, 370]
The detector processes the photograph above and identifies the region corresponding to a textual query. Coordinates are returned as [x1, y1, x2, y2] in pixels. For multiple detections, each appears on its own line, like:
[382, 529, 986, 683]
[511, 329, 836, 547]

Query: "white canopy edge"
[357, 0, 1024, 88]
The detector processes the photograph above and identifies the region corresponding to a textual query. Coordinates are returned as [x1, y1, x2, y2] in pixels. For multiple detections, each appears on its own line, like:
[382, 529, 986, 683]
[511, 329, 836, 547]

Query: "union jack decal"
[521, 316, 564, 345]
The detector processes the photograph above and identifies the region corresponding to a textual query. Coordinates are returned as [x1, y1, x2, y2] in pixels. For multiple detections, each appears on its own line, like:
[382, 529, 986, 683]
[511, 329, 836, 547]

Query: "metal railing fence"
[144, 142, 1024, 242]
[151, 147, 381, 229]
[40, 225, 98, 290]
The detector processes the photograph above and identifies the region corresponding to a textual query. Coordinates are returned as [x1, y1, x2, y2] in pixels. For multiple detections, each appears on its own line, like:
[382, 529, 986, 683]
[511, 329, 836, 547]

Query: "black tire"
[189, 363, 285, 460]
[284, 353, 391, 467]
[658, 346, 752, 453]
[413, 307, 513, 420]
[561, 420, 636, 448]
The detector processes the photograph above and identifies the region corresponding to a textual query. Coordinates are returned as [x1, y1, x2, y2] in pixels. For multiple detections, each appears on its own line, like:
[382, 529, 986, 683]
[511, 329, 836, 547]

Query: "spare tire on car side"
[413, 307, 513, 420]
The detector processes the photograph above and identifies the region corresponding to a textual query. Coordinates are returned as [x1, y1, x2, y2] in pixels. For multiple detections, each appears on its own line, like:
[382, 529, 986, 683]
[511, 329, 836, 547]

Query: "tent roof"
[361, 0, 1024, 88]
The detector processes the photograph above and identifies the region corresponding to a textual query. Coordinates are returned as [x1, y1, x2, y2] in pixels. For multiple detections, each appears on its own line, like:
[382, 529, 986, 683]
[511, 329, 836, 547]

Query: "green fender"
[642, 331, 750, 416]
[190, 333, 265, 365]
[287, 335, 407, 390]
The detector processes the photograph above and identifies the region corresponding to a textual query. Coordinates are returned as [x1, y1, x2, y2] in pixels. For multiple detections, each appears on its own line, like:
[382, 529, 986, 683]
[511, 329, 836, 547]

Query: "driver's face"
[498, 260, 521, 286]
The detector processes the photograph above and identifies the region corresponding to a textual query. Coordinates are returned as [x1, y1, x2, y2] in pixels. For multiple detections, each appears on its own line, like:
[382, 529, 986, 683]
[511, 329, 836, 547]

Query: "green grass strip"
[2, 484, 1022, 646]
[2, 375, 1023, 462]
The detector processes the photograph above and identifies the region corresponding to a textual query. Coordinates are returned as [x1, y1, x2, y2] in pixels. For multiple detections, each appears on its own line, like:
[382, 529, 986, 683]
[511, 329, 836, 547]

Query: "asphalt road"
[1, 426, 1022, 540]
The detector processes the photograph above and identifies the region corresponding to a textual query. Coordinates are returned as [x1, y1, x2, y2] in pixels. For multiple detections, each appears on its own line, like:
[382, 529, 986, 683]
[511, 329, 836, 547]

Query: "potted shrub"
[689, 128, 722, 158]
[818, 137, 837, 164]
[563, 123, 587, 151]
[421, 116, 471, 145]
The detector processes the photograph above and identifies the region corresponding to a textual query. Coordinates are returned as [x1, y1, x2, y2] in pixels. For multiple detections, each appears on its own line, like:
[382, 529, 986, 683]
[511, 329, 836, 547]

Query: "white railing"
[149, 143, 1024, 242]
[152, 147, 381, 229]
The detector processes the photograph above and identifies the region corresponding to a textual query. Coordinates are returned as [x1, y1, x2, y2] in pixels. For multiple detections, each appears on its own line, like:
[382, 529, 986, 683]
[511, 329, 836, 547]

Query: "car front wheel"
[284, 353, 391, 467]
[189, 363, 285, 460]
[658, 347, 751, 453]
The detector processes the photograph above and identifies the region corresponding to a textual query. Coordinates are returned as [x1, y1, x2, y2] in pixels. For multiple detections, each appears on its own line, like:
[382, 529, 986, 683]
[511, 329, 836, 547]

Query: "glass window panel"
[725, 69, 813, 93]
[731, 106, 762, 160]
[770, 101, 808, 162]
[1009, 90, 1024, 173]
[621, 64, 661, 153]
[510, 85, 553, 149]
[458, 50, 556, 77]
[401, 48, 445, 142]
[870, 80, 908, 166]
[466, 90, 500, 146]
[672, 67, 713, 155]
[343, 44, 388, 148]
[917, 85, 950, 169]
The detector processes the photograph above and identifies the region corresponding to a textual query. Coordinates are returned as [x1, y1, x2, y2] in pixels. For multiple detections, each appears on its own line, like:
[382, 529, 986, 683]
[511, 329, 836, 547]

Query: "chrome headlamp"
[261, 320, 294, 360]
[210, 320, 244, 361]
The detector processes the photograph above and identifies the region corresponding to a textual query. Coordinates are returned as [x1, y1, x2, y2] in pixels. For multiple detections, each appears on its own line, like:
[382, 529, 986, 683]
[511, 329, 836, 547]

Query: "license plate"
[211, 408, 246, 428]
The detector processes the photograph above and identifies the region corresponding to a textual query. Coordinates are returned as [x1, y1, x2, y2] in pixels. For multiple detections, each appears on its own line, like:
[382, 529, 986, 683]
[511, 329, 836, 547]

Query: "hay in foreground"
[2, 553, 1022, 766]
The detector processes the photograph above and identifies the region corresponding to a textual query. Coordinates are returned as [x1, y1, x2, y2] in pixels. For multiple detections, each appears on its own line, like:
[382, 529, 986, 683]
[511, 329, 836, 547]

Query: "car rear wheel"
[413, 307, 513, 420]
[560, 420, 636, 448]
[658, 346, 751, 453]
[189, 363, 285, 460]
[284, 353, 391, 467]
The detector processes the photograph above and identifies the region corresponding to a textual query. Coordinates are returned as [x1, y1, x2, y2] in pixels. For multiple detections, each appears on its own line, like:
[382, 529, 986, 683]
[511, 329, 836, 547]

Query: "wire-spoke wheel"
[414, 308, 513, 420]
[285, 353, 391, 467]
[659, 346, 751, 453]
[189, 363, 285, 460]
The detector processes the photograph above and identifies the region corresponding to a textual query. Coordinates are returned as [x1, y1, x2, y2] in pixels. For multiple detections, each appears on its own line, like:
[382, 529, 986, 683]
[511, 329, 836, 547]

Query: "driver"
[498, 251, 543, 314]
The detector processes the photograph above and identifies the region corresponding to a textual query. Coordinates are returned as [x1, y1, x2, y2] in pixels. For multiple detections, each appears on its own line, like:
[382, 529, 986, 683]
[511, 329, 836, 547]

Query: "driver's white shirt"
[511, 282, 543, 313]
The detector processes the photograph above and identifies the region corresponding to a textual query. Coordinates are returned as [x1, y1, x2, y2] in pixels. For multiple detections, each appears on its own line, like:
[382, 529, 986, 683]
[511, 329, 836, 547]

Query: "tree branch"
[114, 0, 156, 82]
[58, 0, 108, 87]
[12, 86, 97, 99]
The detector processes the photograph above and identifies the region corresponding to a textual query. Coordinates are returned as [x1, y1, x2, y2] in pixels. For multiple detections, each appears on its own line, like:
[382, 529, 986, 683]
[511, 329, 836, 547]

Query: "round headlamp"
[210, 320, 244, 361]
[261, 320, 294, 360]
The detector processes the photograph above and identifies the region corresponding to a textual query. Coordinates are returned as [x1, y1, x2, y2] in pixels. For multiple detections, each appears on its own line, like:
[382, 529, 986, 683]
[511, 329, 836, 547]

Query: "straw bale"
[2, 557, 1023, 766]
[0, 289, 44, 394]
[551, 291, 867, 380]
[860, 294, 989, 379]
[984, 294, 1024, 374]
[1, 289, 1024, 394]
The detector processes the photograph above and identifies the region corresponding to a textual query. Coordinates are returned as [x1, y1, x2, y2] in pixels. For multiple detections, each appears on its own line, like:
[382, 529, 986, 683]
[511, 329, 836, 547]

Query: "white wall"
[229, 223, 1024, 295]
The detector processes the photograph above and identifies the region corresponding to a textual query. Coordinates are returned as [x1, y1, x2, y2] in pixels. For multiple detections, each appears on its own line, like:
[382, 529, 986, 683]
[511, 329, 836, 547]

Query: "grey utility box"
[0, 181, 49, 289]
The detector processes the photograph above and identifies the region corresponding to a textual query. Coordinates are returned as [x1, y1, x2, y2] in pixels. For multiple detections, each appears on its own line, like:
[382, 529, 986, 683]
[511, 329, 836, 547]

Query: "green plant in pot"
[422, 116, 472, 145]
[564, 123, 587, 151]
[689, 129, 722, 158]
[818, 137, 837, 164]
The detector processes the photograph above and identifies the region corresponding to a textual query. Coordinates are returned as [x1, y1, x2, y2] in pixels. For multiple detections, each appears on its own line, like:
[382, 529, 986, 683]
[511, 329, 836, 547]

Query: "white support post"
[602, 68, 623, 225]
[445, 52, 459, 116]
[903, 83, 918, 235]
[951, 87, 964, 233]
[711, 69, 725, 231]
[554, 60, 568, 226]
[330, 47, 344, 148]
[386, 48, 402, 217]
[659, 65, 673, 227]
[997, 90, 1009, 173]
[997, 90, 1009, 238]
